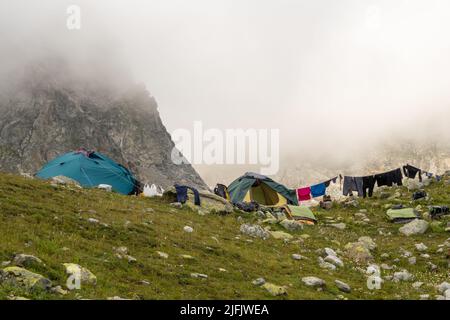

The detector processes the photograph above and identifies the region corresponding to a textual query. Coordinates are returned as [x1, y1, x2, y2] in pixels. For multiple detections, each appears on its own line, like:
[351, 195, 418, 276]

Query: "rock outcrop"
[0, 61, 207, 190]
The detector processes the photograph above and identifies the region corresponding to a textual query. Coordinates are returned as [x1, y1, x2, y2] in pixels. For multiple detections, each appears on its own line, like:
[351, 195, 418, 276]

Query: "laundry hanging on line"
[296, 187, 311, 202]
[403, 164, 422, 182]
[343, 176, 364, 197]
[375, 168, 403, 187]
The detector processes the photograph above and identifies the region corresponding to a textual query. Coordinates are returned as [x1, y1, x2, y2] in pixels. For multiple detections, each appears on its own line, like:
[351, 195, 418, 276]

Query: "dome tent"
[227, 172, 298, 206]
[36, 149, 138, 195]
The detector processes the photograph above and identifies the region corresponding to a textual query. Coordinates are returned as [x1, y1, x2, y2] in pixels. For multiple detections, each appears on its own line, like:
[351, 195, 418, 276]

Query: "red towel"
[297, 187, 311, 201]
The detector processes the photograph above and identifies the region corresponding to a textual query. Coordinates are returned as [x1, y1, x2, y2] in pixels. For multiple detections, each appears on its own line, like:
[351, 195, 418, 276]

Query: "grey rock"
[240, 224, 270, 240]
[183, 226, 194, 233]
[0, 266, 52, 291]
[393, 270, 413, 282]
[335, 280, 351, 293]
[252, 278, 266, 286]
[399, 219, 429, 236]
[191, 273, 208, 279]
[330, 223, 346, 230]
[408, 257, 416, 265]
[302, 276, 326, 287]
[415, 243, 428, 252]
[12, 254, 43, 267]
[412, 281, 423, 289]
[280, 219, 303, 232]
[324, 255, 344, 268]
[291, 254, 304, 261]
[437, 282, 450, 294]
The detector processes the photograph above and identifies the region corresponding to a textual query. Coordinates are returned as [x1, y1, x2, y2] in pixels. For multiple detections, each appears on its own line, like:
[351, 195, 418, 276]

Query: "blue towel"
[310, 183, 326, 198]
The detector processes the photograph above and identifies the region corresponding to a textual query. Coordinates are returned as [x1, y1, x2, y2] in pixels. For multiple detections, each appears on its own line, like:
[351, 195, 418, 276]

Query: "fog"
[1, 0, 450, 185]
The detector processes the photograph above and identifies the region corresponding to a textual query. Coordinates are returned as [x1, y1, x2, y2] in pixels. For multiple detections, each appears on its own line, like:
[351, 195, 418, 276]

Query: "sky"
[1, 0, 450, 184]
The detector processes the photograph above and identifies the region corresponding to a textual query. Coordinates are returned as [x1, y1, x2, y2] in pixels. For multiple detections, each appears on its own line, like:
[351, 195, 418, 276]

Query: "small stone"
[218, 268, 227, 272]
[408, 257, 417, 265]
[252, 278, 266, 286]
[87, 218, 99, 224]
[302, 276, 326, 288]
[170, 202, 183, 209]
[335, 280, 351, 293]
[324, 255, 344, 268]
[180, 254, 194, 260]
[240, 224, 270, 240]
[415, 243, 428, 252]
[437, 282, 450, 294]
[292, 254, 304, 261]
[324, 248, 338, 257]
[191, 273, 208, 279]
[270, 231, 293, 240]
[140, 280, 150, 285]
[280, 219, 303, 232]
[399, 219, 429, 236]
[183, 226, 194, 233]
[12, 254, 43, 267]
[62, 263, 97, 287]
[420, 254, 430, 259]
[51, 285, 68, 295]
[156, 251, 169, 259]
[330, 223, 346, 230]
[393, 269, 413, 282]
[358, 236, 377, 251]
[115, 246, 129, 255]
[262, 283, 287, 296]
[318, 257, 336, 270]
[412, 281, 423, 289]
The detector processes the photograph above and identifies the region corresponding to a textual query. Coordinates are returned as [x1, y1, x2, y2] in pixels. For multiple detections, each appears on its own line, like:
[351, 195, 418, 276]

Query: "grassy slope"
[0, 173, 449, 300]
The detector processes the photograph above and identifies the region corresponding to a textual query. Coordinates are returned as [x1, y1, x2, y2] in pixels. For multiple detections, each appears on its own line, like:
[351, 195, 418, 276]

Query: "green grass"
[0, 173, 449, 300]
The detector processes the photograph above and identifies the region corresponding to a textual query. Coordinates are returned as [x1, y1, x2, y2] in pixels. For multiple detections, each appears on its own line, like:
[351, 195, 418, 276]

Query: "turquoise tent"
[36, 149, 138, 195]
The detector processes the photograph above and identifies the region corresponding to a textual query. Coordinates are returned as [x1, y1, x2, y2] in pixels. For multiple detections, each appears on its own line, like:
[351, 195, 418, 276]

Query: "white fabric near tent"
[143, 184, 164, 197]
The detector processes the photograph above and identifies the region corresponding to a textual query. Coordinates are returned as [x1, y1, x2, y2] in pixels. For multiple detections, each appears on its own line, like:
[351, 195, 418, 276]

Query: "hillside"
[0, 172, 449, 300]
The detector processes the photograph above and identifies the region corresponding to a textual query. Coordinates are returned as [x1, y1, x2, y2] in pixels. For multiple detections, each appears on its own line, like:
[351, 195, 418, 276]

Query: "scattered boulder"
[302, 276, 325, 288]
[292, 254, 304, 261]
[399, 219, 429, 236]
[330, 223, 346, 230]
[437, 282, 450, 294]
[262, 283, 287, 296]
[358, 237, 377, 251]
[344, 241, 374, 265]
[63, 263, 97, 287]
[280, 219, 303, 232]
[252, 278, 266, 286]
[335, 280, 351, 293]
[156, 251, 169, 259]
[324, 255, 344, 268]
[0, 266, 52, 291]
[415, 243, 428, 252]
[240, 224, 270, 240]
[12, 254, 43, 267]
[269, 231, 293, 241]
[393, 269, 413, 282]
[318, 257, 336, 271]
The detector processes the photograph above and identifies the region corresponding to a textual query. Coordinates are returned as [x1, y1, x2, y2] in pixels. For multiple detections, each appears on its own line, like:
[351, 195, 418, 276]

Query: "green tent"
[386, 208, 419, 221]
[228, 172, 298, 206]
[284, 205, 317, 222]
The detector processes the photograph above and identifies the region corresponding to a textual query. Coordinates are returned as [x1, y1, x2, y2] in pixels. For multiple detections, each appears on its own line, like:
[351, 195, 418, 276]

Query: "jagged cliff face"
[0, 62, 207, 190]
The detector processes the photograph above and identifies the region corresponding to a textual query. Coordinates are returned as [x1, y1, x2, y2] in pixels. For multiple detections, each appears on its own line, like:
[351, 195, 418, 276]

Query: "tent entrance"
[243, 181, 287, 206]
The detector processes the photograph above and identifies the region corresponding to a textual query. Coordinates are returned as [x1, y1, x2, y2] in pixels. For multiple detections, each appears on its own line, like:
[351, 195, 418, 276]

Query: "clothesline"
[295, 164, 442, 202]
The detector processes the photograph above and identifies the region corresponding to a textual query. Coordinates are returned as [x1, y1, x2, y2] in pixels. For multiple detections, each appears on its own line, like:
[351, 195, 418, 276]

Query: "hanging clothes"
[297, 187, 311, 201]
[324, 176, 338, 188]
[310, 183, 326, 198]
[343, 176, 364, 197]
[375, 168, 403, 187]
[402, 164, 422, 182]
[362, 175, 376, 198]
[175, 184, 201, 205]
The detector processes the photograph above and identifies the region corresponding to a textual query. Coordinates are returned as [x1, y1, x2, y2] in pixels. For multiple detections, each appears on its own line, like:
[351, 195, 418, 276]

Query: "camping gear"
[143, 184, 163, 197]
[175, 184, 201, 205]
[429, 206, 449, 219]
[235, 201, 259, 212]
[214, 184, 230, 200]
[227, 172, 298, 206]
[282, 205, 317, 224]
[412, 191, 427, 200]
[296, 187, 311, 201]
[36, 149, 138, 195]
[386, 208, 419, 223]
